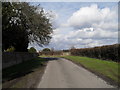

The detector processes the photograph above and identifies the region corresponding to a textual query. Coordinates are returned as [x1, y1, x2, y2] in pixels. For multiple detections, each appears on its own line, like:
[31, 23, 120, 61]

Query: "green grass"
[3, 57, 47, 83]
[61, 56, 119, 84]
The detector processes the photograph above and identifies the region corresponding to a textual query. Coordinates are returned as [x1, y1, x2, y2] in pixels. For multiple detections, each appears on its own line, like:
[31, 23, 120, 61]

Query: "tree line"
[2, 2, 53, 52]
[70, 44, 119, 62]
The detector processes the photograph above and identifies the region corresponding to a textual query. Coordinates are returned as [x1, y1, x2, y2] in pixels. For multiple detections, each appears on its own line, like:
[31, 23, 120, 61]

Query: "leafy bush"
[42, 48, 51, 52]
[6, 46, 15, 52]
[28, 47, 37, 53]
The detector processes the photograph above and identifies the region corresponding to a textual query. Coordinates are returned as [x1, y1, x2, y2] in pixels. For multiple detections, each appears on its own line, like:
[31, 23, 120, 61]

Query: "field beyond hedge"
[61, 56, 119, 85]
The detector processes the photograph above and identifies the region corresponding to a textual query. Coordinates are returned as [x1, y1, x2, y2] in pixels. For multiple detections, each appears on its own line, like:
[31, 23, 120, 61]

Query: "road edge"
[61, 57, 119, 88]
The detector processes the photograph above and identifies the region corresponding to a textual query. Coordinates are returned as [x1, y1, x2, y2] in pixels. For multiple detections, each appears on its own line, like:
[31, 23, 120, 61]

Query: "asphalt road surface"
[38, 58, 114, 88]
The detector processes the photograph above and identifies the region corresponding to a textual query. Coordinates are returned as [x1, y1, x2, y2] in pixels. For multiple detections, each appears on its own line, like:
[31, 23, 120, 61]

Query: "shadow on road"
[2, 57, 59, 84]
[2, 57, 47, 83]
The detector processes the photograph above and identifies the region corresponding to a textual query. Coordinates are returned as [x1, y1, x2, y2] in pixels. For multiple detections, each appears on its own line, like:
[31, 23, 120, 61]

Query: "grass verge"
[61, 56, 119, 86]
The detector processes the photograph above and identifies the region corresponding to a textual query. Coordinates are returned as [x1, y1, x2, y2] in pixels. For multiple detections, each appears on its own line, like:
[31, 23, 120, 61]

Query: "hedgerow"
[70, 44, 119, 62]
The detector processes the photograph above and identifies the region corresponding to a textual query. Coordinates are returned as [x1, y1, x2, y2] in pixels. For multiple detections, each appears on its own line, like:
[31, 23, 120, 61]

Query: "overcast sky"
[28, 2, 118, 51]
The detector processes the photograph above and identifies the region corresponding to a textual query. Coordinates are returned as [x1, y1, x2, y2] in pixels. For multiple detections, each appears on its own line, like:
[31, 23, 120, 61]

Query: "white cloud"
[49, 26, 117, 50]
[66, 28, 117, 39]
[43, 10, 60, 29]
[67, 4, 117, 30]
